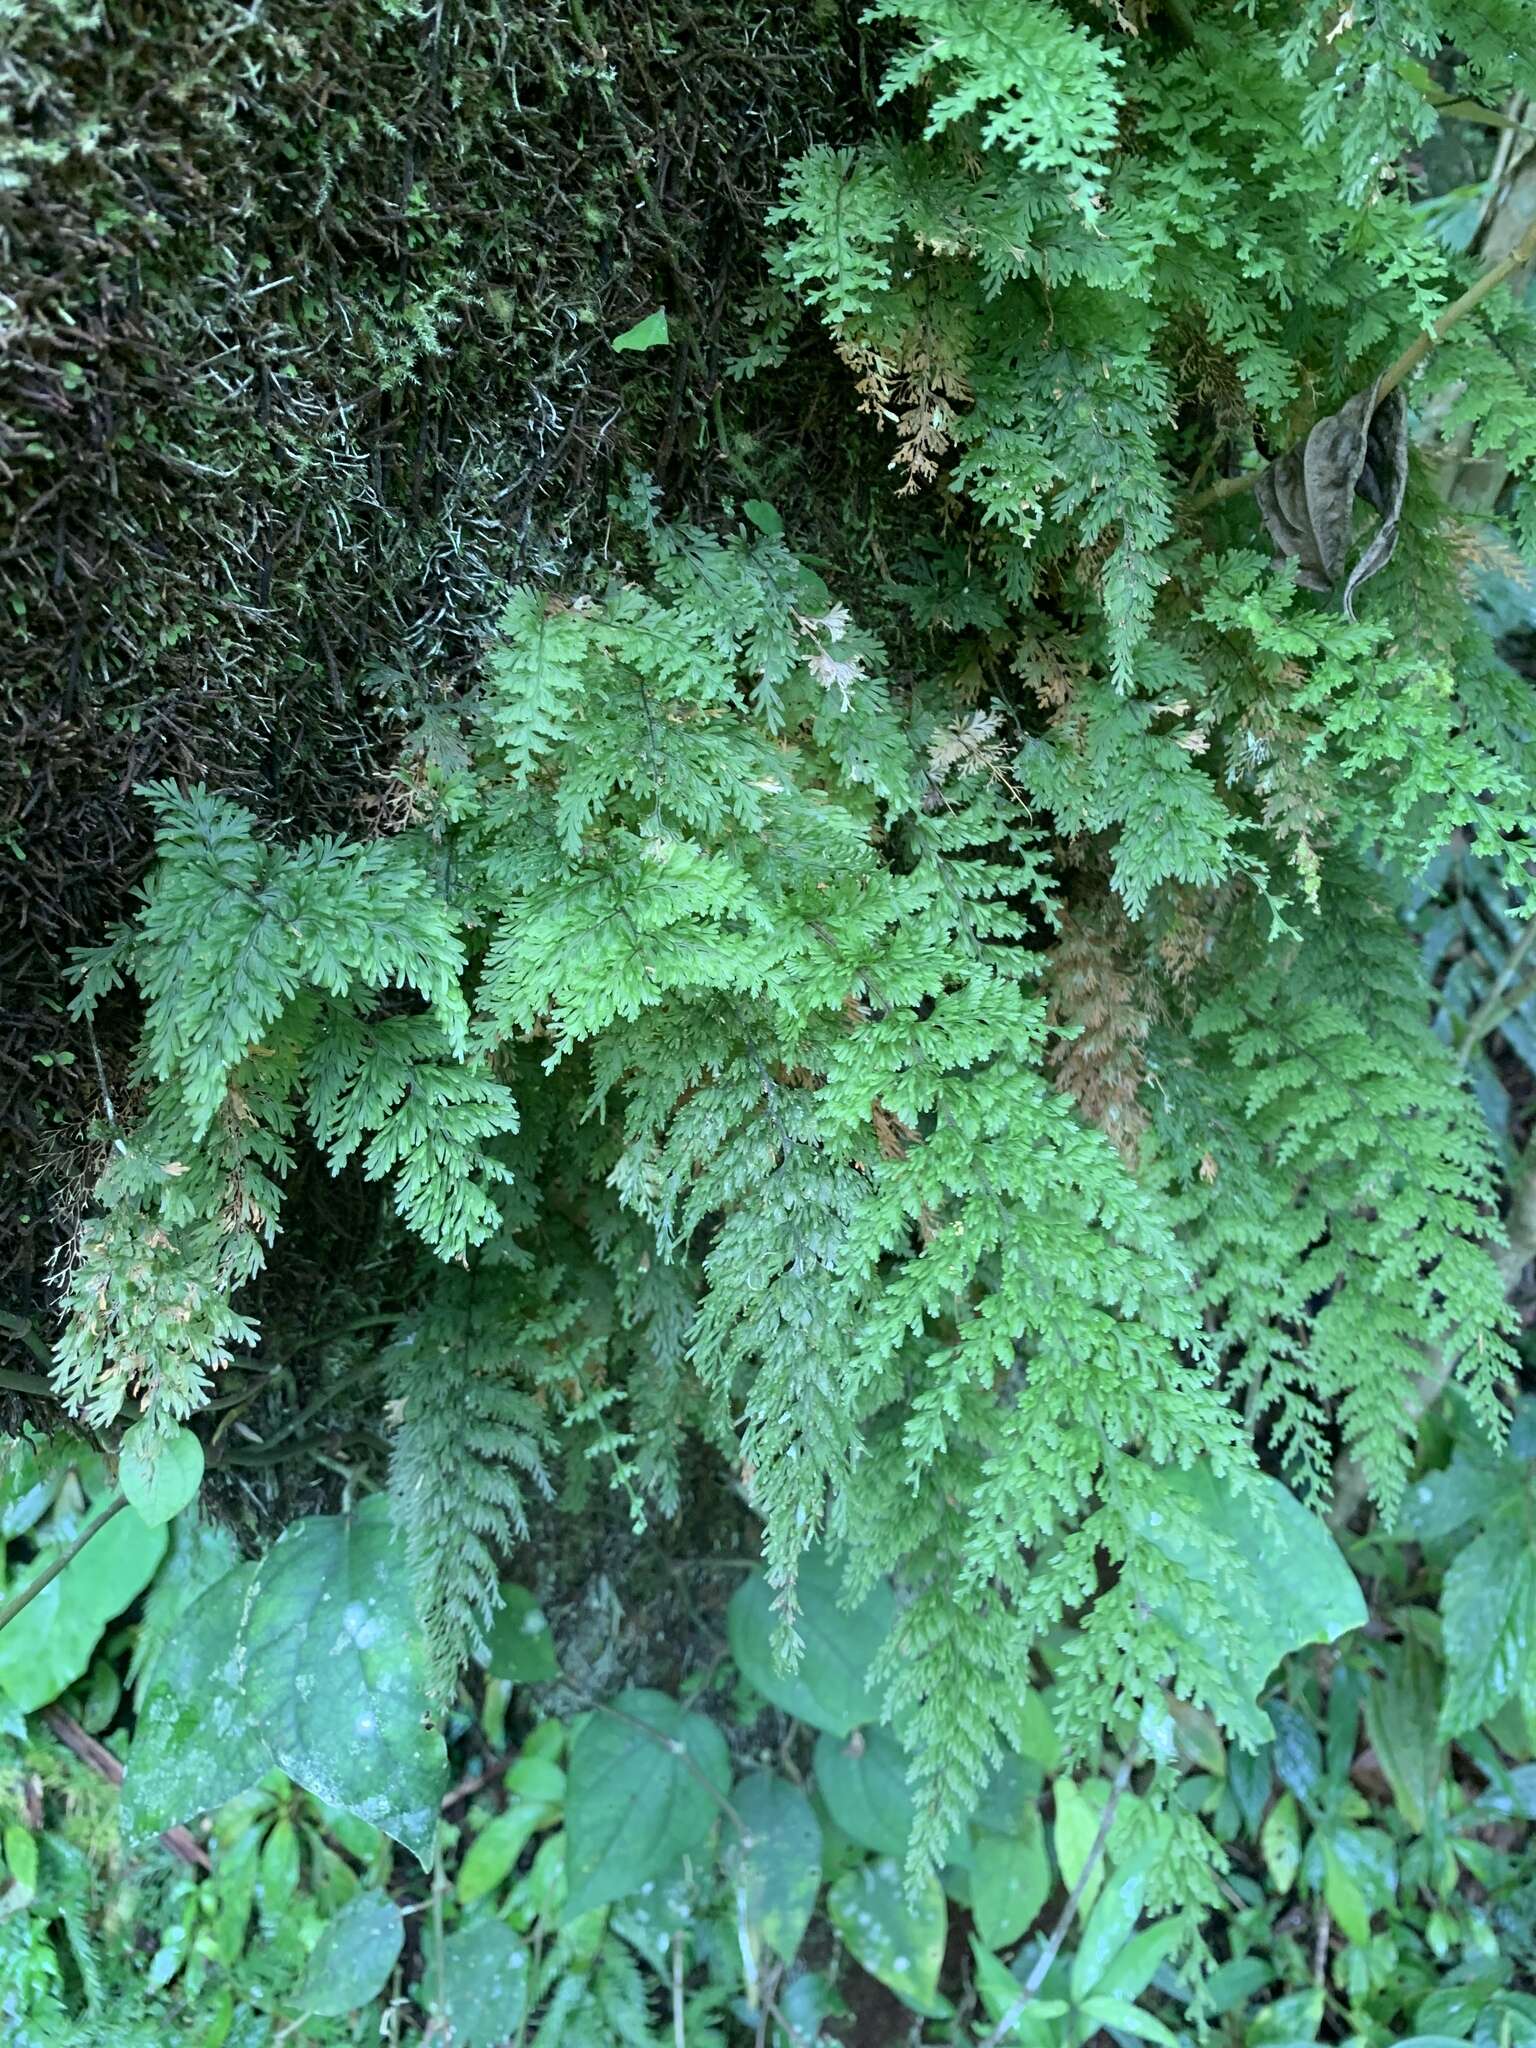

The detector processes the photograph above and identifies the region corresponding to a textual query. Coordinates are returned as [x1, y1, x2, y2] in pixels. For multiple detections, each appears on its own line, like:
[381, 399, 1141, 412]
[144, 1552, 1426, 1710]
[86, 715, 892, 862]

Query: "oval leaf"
[432, 1918, 531, 2048]
[118, 1422, 204, 1527]
[564, 1689, 730, 1920]
[971, 1812, 1050, 1950]
[813, 1725, 914, 1857]
[827, 1857, 952, 2019]
[301, 1890, 403, 2015]
[0, 1500, 166, 1712]
[484, 1583, 559, 1684]
[729, 1770, 823, 1965]
[1126, 1468, 1365, 1745]
[728, 1549, 894, 1736]
[124, 1498, 446, 1866]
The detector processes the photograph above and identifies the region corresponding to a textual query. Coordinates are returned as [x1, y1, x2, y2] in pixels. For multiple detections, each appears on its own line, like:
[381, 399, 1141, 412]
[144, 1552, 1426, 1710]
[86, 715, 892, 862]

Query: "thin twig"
[977, 1753, 1136, 2048]
[0, 1495, 128, 1639]
[672, 1932, 686, 2048]
[1188, 215, 1536, 513]
[42, 1707, 210, 1871]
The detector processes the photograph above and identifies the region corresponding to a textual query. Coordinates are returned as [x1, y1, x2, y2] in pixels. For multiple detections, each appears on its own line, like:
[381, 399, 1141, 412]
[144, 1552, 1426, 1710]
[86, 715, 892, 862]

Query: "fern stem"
[977, 1752, 1136, 2048]
[1189, 215, 1536, 512]
[1456, 911, 1536, 1065]
[0, 1494, 128, 1641]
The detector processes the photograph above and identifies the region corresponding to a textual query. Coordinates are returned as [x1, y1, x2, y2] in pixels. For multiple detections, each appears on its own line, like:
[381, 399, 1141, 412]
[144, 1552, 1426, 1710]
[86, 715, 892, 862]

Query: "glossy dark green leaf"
[1364, 1640, 1443, 1829]
[301, 1890, 404, 2015]
[0, 1501, 166, 1712]
[563, 1689, 730, 1919]
[1440, 1509, 1536, 1734]
[730, 1770, 822, 1964]
[1071, 1847, 1155, 2001]
[728, 1550, 894, 1735]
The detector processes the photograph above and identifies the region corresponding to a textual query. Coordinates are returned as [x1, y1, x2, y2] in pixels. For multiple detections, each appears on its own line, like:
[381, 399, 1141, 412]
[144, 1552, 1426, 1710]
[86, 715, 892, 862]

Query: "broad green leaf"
[1246, 1986, 1322, 2047]
[1052, 1777, 1107, 1917]
[1439, 1509, 1536, 1734]
[117, 1422, 204, 1526]
[563, 1688, 730, 1919]
[301, 1890, 403, 2015]
[432, 1918, 531, 2047]
[238, 1498, 446, 1863]
[1226, 1741, 1273, 1836]
[1321, 1841, 1370, 1945]
[813, 1725, 914, 1856]
[618, 1859, 708, 1966]
[742, 499, 784, 537]
[259, 1816, 301, 1921]
[3, 1823, 38, 1896]
[1364, 1640, 1443, 1829]
[971, 1813, 1049, 1949]
[728, 1550, 894, 1735]
[972, 1750, 1045, 1835]
[0, 1500, 166, 1711]
[611, 1859, 702, 1970]
[827, 1857, 952, 2019]
[1398, 1446, 1511, 1543]
[1071, 1848, 1154, 2001]
[0, 1437, 63, 1538]
[484, 1583, 558, 1683]
[612, 308, 670, 352]
[1127, 1468, 1365, 1744]
[124, 1498, 447, 1865]
[1082, 1994, 1181, 2047]
[1093, 1918, 1185, 2004]
[730, 1771, 822, 1965]
[1260, 1791, 1301, 1894]
[457, 1801, 550, 1907]
[1267, 1699, 1322, 1800]
[122, 1559, 257, 1844]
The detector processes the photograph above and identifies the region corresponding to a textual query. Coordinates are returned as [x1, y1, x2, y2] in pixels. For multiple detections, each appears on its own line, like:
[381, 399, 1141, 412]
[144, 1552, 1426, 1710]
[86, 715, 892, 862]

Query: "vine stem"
[1188, 214, 1536, 513]
[976, 1752, 1136, 2048]
[0, 1493, 128, 1639]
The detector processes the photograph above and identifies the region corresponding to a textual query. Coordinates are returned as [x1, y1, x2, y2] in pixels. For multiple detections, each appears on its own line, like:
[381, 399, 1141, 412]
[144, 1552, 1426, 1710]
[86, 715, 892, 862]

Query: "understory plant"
[6, 0, 1536, 2041]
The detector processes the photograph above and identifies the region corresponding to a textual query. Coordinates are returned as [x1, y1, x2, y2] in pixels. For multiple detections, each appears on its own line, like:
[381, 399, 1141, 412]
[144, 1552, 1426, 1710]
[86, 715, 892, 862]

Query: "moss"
[0, 0, 864, 1323]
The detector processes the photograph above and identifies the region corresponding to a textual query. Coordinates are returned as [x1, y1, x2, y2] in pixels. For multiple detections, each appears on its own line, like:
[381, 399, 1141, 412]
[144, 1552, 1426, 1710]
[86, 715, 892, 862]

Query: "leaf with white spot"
[728, 1771, 822, 1965]
[484, 1582, 559, 1683]
[827, 1857, 952, 2018]
[123, 1497, 446, 1865]
[301, 1890, 404, 2015]
[429, 1918, 531, 2047]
